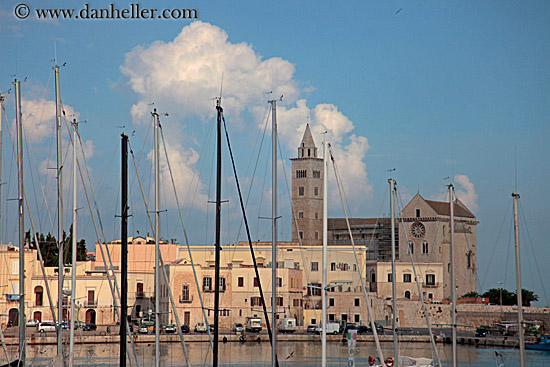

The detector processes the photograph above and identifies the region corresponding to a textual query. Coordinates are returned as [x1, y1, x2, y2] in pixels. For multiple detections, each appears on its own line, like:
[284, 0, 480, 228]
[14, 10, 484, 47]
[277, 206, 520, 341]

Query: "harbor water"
[12, 341, 550, 366]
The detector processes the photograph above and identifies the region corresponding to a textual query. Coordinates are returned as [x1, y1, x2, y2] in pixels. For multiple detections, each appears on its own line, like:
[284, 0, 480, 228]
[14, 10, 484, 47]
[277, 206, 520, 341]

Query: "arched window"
[371, 272, 376, 283]
[404, 291, 411, 299]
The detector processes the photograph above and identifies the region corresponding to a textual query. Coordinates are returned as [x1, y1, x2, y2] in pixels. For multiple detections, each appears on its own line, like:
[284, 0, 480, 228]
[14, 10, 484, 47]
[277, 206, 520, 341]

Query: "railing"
[136, 291, 145, 299]
[422, 282, 439, 288]
[85, 300, 97, 307]
[179, 295, 193, 304]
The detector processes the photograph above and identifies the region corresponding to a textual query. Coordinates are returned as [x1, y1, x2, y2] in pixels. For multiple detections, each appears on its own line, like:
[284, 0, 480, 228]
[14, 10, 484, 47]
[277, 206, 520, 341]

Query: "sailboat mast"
[449, 184, 457, 367]
[213, 98, 222, 367]
[69, 120, 78, 367]
[321, 135, 328, 367]
[389, 178, 398, 366]
[269, 99, 278, 367]
[512, 192, 526, 367]
[0, 94, 3, 244]
[14, 79, 25, 367]
[153, 109, 161, 367]
[53, 64, 64, 359]
[120, 133, 129, 367]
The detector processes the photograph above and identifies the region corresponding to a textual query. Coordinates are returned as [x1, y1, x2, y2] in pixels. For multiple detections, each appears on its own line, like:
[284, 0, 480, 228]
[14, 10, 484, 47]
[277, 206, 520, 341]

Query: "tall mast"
[153, 109, 160, 367]
[213, 99, 222, 367]
[53, 64, 64, 359]
[449, 184, 457, 367]
[321, 134, 328, 367]
[69, 120, 78, 367]
[0, 94, 3, 244]
[513, 192, 526, 367]
[269, 99, 278, 367]
[14, 79, 25, 367]
[120, 133, 129, 367]
[389, 178, 398, 366]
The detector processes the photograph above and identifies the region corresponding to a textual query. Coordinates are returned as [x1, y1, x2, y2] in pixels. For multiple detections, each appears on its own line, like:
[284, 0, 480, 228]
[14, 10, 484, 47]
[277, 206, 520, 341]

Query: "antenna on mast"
[514, 147, 518, 192]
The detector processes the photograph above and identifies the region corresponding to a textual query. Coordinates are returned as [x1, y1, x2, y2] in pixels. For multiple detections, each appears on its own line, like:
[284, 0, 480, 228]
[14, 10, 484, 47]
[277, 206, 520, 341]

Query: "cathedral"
[290, 124, 478, 301]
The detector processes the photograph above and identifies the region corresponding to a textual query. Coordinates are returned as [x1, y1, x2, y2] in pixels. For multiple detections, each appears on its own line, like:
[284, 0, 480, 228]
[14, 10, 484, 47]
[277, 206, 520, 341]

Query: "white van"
[245, 317, 262, 332]
[315, 322, 340, 335]
[277, 318, 296, 333]
[37, 321, 56, 333]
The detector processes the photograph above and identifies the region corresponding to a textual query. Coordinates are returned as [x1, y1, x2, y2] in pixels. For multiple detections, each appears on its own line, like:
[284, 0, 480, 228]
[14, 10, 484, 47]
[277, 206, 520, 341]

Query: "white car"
[26, 319, 39, 327]
[37, 322, 56, 333]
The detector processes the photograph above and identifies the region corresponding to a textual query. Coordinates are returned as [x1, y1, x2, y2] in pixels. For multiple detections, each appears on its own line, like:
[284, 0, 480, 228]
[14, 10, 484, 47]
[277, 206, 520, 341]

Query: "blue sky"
[0, 0, 549, 305]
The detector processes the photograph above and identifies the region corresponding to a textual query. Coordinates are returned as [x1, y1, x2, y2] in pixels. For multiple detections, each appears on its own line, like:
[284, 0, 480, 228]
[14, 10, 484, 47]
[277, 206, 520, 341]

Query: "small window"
[311, 262, 319, 271]
[251, 297, 263, 306]
[298, 187, 304, 196]
[387, 273, 393, 282]
[328, 314, 335, 322]
[313, 170, 321, 178]
[425, 274, 435, 286]
[276, 277, 282, 287]
[428, 293, 433, 299]
[315, 231, 319, 240]
[403, 274, 411, 283]
[405, 291, 411, 299]
[203, 276, 212, 292]
[299, 231, 303, 240]
[416, 209, 421, 218]
[254, 277, 259, 287]
[238, 277, 244, 287]
[354, 314, 360, 323]
[298, 211, 304, 219]
[308, 148, 311, 157]
[422, 241, 429, 254]
[314, 187, 319, 196]
[354, 298, 360, 307]
[315, 212, 319, 219]
[408, 241, 414, 254]
[331, 263, 336, 271]
[329, 298, 334, 307]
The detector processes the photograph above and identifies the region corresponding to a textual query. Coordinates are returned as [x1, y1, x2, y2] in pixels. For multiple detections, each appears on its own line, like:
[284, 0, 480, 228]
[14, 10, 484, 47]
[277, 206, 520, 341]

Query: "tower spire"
[298, 123, 317, 158]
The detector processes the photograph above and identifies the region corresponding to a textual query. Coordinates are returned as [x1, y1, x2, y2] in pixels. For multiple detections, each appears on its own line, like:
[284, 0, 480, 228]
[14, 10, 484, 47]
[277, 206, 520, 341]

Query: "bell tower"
[290, 124, 323, 245]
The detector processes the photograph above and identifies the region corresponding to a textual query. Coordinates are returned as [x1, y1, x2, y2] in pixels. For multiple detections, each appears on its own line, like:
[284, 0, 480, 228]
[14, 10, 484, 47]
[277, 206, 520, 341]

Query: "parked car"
[83, 323, 97, 331]
[138, 324, 149, 334]
[26, 319, 39, 327]
[233, 323, 244, 334]
[194, 322, 207, 333]
[356, 325, 370, 334]
[60, 321, 70, 330]
[164, 324, 177, 334]
[181, 324, 190, 333]
[74, 321, 86, 329]
[306, 325, 317, 333]
[343, 323, 357, 333]
[374, 323, 384, 334]
[37, 322, 56, 333]
[475, 328, 488, 337]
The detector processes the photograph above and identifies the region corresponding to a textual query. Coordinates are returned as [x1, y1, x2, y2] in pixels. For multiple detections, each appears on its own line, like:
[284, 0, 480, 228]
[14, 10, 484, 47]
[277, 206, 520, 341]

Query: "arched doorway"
[85, 309, 96, 324]
[33, 311, 42, 322]
[8, 308, 18, 327]
[34, 286, 44, 306]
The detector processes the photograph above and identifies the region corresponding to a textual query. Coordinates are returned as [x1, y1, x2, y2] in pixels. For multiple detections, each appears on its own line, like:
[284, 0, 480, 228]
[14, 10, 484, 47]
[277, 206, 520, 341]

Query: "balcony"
[179, 295, 194, 304]
[136, 292, 145, 299]
[85, 300, 97, 307]
[422, 282, 439, 288]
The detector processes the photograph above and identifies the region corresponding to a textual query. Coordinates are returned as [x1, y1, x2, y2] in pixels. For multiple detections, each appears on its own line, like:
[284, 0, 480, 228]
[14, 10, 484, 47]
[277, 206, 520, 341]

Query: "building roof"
[300, 123, 316, 148]
[328, 217, 392, 229]
[424, 199, 475, 218]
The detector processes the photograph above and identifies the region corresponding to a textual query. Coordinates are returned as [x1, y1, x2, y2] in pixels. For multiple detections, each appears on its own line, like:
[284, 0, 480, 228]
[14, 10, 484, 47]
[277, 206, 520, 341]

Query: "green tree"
[521, 289, 539, 307]
[26, 227, 87, 266]
[482, 288, 538, 306]
[482, 288, 516, 305]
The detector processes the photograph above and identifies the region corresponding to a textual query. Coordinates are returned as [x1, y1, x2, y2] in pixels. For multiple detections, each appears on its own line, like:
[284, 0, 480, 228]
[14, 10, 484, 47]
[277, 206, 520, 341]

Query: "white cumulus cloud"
[20, 98, 79, 143]
[121, 21, 373, 212]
